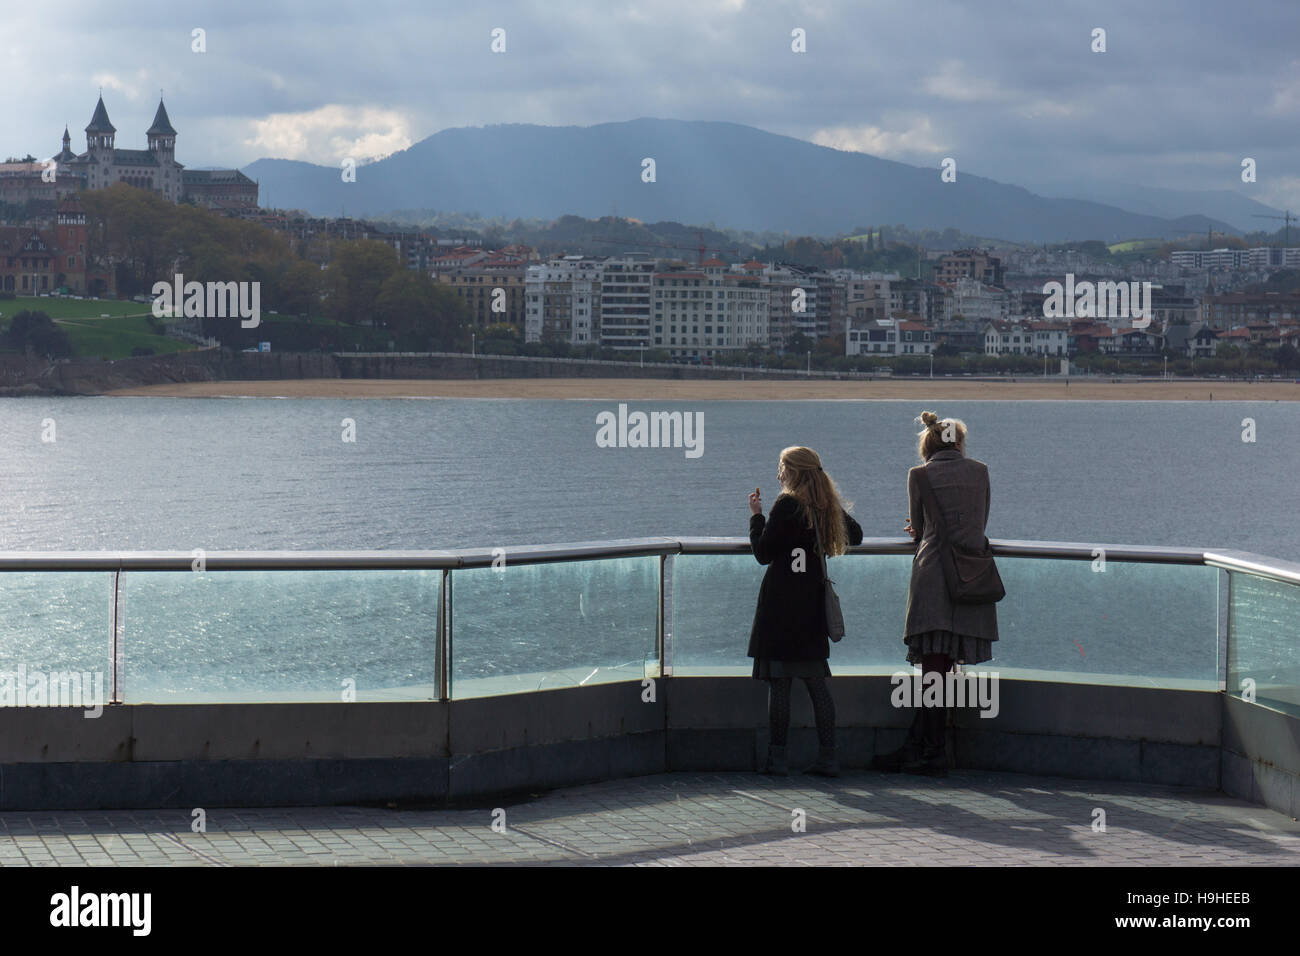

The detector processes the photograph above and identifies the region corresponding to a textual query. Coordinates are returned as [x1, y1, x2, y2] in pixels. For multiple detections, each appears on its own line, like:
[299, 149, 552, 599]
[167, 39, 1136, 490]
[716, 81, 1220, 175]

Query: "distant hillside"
[244, 118, 1244, 244]
[1047, 184, 1283, 235]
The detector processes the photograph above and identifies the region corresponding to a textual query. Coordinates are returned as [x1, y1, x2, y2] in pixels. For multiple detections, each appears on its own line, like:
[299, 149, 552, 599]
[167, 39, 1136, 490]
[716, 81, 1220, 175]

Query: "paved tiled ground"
[0, 770, 1296, 866]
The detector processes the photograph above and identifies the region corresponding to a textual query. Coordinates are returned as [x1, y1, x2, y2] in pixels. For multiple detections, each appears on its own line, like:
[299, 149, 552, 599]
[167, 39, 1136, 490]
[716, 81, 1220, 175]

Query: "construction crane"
[1252, 210, 1297, 247]
[592, 230, 743, 266]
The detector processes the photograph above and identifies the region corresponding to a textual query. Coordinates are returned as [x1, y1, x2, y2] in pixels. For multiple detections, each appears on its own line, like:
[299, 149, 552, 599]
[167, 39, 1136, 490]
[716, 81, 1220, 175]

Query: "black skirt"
[752, 658, 832, 679]
[904, 629, 994, 666]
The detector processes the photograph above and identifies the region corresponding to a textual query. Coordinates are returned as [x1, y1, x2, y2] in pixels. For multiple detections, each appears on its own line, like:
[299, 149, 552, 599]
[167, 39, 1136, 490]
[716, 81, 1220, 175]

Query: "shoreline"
[101, 378, 1300, 401]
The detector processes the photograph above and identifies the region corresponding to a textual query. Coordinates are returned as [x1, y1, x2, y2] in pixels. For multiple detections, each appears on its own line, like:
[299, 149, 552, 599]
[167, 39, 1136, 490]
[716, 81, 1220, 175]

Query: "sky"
[4, 0, 1298, 212]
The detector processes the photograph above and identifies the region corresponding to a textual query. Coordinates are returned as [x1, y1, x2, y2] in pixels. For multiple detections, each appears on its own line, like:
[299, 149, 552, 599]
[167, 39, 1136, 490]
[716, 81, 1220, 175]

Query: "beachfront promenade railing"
[0, 538, 1296, 715]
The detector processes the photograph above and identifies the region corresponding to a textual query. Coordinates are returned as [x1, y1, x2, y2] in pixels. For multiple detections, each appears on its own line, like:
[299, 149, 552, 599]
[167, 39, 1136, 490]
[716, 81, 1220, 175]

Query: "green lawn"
[55, 315, 197, 359]
[1107, 238, 1163, 255]
[0, 295, 147, 320]
[0, 296, 194, 359]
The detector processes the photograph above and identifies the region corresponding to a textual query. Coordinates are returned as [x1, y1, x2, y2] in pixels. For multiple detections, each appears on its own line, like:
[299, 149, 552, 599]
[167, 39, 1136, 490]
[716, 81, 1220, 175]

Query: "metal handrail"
[0, 537, 1229, 570]
[0, 538, 1290, 705]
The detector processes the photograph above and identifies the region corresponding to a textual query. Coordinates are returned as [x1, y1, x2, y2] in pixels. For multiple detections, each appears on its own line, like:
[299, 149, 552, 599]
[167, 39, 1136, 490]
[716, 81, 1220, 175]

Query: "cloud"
[921, 60, 1006, 103]
[811, 117, 947, 159]
[1267, 60, 1300, 115]
[242, 104, 413, 163]
[89, 70, 152, 103]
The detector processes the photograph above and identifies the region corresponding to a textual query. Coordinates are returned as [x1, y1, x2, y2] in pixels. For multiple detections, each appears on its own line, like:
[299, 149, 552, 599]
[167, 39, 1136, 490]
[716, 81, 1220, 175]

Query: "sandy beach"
[103, 377, 1300, 401]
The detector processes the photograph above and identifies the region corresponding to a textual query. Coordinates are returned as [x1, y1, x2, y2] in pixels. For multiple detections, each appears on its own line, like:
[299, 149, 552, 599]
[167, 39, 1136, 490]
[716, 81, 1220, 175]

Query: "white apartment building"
[846, 319, 897, 356]
[944, 276, 1009, 326]
[1171, 248, 1248, 270]
[598, 254, 657, 351]
[654, 259, 768, 361]
[524, 256, 602, 344]
[896, 320, 934, 355]
[984, 320, 1068, 355]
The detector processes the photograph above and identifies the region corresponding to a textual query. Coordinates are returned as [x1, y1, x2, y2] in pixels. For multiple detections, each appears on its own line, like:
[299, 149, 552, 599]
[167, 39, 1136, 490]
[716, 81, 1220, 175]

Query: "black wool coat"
[747, 494, 864, 661]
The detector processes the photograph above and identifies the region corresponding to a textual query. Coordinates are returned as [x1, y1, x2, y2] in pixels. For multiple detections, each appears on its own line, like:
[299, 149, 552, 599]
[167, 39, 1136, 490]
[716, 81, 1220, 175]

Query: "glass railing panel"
[0, 572, 113, 712]
[672, 553, 1218, 685]
[992, 557, 1218, 685]
[670, 553, 913, 674]
[1227, 572, 1300, 716]
[450, 556, 659, 699]
[119, 570, 439, 702]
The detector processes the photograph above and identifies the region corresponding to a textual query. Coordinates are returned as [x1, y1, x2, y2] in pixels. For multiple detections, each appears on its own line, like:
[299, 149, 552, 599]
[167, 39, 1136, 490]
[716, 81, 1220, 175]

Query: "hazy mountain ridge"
[244, 118, 1258, 243]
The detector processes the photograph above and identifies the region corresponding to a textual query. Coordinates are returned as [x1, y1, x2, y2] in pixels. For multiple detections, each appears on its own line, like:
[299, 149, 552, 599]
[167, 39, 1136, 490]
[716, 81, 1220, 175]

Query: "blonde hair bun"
[920, 410, 939, 428]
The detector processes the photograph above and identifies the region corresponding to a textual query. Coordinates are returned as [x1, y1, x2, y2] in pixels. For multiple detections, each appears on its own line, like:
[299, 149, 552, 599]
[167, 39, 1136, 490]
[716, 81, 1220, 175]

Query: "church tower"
[84, 95, 116, 190]
[55, 194, 88, 292]
[147, 99, 179, 200]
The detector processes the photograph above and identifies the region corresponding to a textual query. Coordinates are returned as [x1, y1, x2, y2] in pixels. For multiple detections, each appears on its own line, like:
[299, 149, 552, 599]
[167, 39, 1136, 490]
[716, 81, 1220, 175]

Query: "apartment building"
[984, 319, 1068, 355]
[599, 254, 657, 351]
[434, 254, 529, 331]
[937, 249, 1005, 288]
[654, 258, 768, 361]
[524, 256, 602, 344]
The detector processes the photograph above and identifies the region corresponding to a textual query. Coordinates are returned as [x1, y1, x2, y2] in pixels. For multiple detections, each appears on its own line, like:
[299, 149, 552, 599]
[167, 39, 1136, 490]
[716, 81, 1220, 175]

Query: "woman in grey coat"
[873, 410, 998, 776]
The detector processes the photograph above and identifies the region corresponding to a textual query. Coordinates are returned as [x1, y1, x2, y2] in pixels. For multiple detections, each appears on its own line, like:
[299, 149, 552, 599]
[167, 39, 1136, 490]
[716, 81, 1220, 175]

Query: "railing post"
[110, 567, 122, 704]
[437, 569, 452, 702]
[434, 567, 449, 702]
[660, 553, 674, 678]
[1217, 567, 1231, 693]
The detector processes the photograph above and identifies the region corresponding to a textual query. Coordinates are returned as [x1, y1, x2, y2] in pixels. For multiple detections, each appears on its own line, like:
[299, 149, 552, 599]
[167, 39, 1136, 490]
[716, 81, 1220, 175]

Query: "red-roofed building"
[0, 194, 109, 295]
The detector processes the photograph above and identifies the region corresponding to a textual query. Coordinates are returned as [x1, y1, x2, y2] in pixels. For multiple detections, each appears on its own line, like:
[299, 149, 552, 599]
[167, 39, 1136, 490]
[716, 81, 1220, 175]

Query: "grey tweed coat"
[903, 449, 1000, 641]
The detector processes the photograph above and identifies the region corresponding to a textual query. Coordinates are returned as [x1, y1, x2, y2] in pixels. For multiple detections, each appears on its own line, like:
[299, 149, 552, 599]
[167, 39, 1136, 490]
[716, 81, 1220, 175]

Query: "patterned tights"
[768, 677, 836, 748]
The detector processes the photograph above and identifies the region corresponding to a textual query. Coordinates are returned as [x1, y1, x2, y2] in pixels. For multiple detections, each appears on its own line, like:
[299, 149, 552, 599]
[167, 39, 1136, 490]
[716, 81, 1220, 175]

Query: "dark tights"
[768, 677, 836, 748]
[921, 653, 953, 680]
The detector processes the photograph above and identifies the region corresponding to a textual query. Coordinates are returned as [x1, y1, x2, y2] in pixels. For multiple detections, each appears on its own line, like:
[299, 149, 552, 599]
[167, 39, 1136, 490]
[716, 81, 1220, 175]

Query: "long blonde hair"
[778, 446, 854, 556]
[916, 410, 967, 460]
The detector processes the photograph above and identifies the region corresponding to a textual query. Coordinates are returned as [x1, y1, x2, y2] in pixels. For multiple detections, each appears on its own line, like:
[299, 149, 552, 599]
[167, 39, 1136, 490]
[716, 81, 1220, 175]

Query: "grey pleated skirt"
[752, 658, 832, 679]
[904, 629, 993, 666]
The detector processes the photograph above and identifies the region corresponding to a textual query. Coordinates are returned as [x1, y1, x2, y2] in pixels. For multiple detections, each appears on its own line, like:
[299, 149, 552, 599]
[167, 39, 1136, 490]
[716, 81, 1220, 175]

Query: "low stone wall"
[0, 350, 830, 396]
[0, 676, 1275, 811]
[0, 350, 342, 396]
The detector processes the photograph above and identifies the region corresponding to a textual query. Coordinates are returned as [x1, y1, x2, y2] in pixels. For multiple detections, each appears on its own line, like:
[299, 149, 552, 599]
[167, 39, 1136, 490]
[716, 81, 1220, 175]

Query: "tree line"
[79, 185, 472, 350]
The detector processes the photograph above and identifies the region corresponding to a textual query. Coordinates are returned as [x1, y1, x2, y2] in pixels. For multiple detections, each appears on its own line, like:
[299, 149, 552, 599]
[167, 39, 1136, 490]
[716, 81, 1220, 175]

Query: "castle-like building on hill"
[0, 95, 258, 214]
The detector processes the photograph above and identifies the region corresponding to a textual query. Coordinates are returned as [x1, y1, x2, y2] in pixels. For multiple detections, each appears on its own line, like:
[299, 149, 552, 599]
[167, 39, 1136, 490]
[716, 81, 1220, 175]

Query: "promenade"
[2, 769, 1296, 866]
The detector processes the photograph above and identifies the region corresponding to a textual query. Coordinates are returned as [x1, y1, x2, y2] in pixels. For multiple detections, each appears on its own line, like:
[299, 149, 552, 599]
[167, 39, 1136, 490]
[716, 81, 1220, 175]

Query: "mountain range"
[243, 118, 1280, 244]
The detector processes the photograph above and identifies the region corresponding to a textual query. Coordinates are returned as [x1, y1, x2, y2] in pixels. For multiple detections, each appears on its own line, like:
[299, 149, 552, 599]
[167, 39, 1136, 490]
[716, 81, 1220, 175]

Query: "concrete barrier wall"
[1220, 695, 1300, 819]
[0, 676, 1286, 812]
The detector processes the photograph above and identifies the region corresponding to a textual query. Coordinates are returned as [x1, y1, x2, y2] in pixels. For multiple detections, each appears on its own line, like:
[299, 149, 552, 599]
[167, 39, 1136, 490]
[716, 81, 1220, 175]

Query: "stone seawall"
[0, 350, 821, 395]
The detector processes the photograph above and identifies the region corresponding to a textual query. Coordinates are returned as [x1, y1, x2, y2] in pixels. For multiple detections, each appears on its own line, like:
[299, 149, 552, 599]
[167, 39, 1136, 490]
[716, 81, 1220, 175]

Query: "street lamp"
[806, 349, 811, 375]
[930, 351, 934, 379]
[471, 332, 476, 357]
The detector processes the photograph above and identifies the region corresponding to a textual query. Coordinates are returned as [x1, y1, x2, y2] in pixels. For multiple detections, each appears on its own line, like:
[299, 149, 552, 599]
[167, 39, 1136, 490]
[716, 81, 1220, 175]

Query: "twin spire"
[81, 94, 175, 149]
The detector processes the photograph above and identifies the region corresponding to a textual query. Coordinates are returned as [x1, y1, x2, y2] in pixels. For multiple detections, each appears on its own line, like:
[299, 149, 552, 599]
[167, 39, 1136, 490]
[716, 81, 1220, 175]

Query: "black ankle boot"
[872, 708, 923, 772]
[902, 706, 949, 777]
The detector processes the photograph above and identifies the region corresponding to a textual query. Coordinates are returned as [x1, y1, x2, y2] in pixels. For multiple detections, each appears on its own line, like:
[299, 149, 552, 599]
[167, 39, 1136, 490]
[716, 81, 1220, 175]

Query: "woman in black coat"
[748, 445, 863, 777]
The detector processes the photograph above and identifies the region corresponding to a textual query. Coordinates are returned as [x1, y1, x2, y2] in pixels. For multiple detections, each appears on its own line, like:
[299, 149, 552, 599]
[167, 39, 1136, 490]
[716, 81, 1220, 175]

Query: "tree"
[3, 310, 73, 357]
[1275, 343, 1300, 371]
[325, 240, 403, 326]
[375, 270, 471, 349]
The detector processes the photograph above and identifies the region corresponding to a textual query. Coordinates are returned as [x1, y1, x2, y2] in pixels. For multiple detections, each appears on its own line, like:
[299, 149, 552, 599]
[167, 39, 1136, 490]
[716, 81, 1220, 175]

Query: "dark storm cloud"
[5, 0, 1297, 207]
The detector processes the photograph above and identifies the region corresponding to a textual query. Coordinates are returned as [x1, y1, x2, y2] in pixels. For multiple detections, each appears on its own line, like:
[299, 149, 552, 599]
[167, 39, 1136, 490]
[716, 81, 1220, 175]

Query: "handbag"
[810, 508, 847, 642]
[913, 465, 1006, 605]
